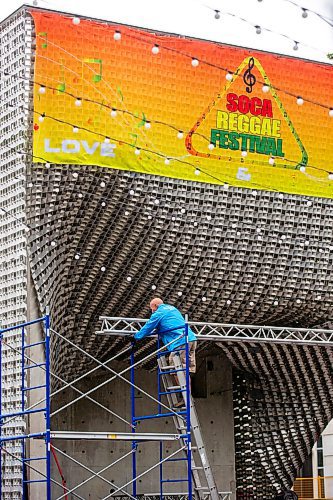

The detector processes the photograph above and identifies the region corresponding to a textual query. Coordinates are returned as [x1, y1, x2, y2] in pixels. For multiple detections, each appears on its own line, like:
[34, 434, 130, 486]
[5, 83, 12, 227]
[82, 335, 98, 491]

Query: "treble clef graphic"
[243, 57, 256, 93]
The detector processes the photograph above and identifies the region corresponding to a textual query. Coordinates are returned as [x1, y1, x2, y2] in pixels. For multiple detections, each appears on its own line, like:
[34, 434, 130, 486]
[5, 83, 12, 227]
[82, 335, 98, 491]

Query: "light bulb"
[250, 301, 254, 306]
[101, 266, 106, 272]
[301, 8, 308, 18]
[134, 148, 140, 155]
[104, 137, 110, 143]
[110, 108, 117, 118]
[317, 295, 322, 300]
[177, 291, 182, 297]
[269, 157, 275, 165]
[262, 84, 269, 93]
[329, 109, 333, 117]
[300, 166, 306, 173]
[306, 200, 312, 207]
[75, 98, 82, 107]
[51, 241, 56, 247]
[278, 193, 284, 199]
[144, 121, 151, 129]
[255, 25, 261, 35]
[274, 301, 278, 306]
[191, 58, 199, 67]
[72, 17, 80, 25]
[45, 162, 50, 169]
[154, 199, 160, 205]
[129, 189, 135, 195]
[101, 201, 106, 207]
[152, 285, 157, 290]
[226, 72, 233, 81]
[226, 300, 231, 305]
[241, 150, 248, 157]
[202, 296, 207, 302]
[223, 183, 229, 190]
[126, 276, 132, 282]
[72, 172, 78, 178]
[74, 254, 80, 260]
[177, 130, 184, 139]
[293, 41, 299, 51]
[296, 299, 301, 304]
[297, 96, 304, 106]
[152, 44, 159, 54]
[214, 10, 221, 19]
[164, 158, 170, 165]
[195, 168, 200, 175]
[39, 86, 46, 94]
[100, 181, 106, 187]
[39, 114, 45, 122]
[78, 193, 83, 198]
[251, 190, 257, 196]
[180, 208, 186, 214]
[208, 142, 215, 150]
[328, 173, 333, 180]
[114, 31, 121, 41]
[73, 126, 79, 133]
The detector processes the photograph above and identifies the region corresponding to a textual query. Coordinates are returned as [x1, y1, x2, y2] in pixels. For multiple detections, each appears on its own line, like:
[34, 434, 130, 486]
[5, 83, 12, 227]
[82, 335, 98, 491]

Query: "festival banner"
[31, 9, 333, 197]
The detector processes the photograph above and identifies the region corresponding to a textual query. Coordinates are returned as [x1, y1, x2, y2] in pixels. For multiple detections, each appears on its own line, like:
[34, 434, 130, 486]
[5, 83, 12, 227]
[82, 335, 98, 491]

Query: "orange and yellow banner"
[31, 9, 333, 197]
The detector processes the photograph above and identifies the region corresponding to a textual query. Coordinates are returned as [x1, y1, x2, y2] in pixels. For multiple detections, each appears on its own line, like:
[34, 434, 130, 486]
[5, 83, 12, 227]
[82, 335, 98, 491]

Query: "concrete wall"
[323, 420, 333, 498]
[50, 350, 235, 498]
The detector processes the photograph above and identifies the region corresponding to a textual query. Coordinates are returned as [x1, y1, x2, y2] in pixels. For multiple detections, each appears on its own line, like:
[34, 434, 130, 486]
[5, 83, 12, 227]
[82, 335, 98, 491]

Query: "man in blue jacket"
[134, 298, 197, 374]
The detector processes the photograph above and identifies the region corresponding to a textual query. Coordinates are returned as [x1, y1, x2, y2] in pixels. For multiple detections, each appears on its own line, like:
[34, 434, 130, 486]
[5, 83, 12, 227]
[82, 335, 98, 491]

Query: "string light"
[51, 241, 56, 247]
[328, 173, 333, 180]
[144, 121, 151, 129]
[151, 285, 157, 290]
[226, 72, 233, 81]
[72, 172, 78, 178]
[255, 25, 262, 34]
[38, 113, 45, 122]
[177, 291, 183, 297]
[110, 108, 117, 118]
[300, 166, 306, 173]
[72, 17, 80, 25]
[101, 201, 106, 207]
[208, 143, 215, 150]
[126, 276, 132, 282]
[74, 253, 80, 260]
[45, 162, 50, 169]
[274, 301, 279, 306]
[214, 10, 221, 19]
[301, 8, 308, 18]
[202, 296, 207, 302]
[73, 126, 79, 133]
[104, 137, 110, 143]
[114, 31, 121, 41]
[195, 168, 200, 175]
[269, 157, 275, 165]
[177, 131, 184, 139]
[262, 84, 270, 93]
[101, 266, 106, 272]
[329, 109, 333, 117]
[75, 98, 82, 107]
[38, 86, 46, 94]
[152, 44, 159, 55]
[296, 96, 304, 106]
[154, 199, 160, 205]
[129, 189, 135, 195]
[134, 148, 141, 155]
[164, 158, 170, 165]
[100, 181, 106, 188]
[191, 58, 199, 67]
[241, 150, 248, 157]
[293, 41, 299, 51]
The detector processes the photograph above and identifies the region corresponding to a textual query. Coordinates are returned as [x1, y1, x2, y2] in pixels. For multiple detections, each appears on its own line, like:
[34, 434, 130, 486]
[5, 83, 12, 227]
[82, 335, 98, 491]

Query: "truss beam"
[98, 317, 333, 345]
[50, 431, 182, 441]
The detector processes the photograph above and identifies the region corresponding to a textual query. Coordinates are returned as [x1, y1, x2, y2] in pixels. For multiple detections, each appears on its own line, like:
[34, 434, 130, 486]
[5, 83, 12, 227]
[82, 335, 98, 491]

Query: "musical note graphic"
[57, 60, 66, 93]
[39, 32, 48, 49]
[243, 57, 256, 93]
[83, 58, 103, 82]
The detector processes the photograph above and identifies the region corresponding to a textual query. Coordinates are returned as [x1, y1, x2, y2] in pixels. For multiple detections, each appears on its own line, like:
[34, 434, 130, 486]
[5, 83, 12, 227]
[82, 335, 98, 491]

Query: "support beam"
[50, 431, 182, 441]
[97, 317, 333, 345]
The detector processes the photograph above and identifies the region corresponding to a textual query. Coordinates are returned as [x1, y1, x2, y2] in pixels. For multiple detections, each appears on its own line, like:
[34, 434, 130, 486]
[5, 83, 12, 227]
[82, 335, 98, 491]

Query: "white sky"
[1, 0, 333, 63]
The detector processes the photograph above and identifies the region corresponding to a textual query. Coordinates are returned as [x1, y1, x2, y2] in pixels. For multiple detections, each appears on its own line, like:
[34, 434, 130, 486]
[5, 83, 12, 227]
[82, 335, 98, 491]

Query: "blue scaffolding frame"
[0, 315, 51, 499]
[130, 323, 192, 499]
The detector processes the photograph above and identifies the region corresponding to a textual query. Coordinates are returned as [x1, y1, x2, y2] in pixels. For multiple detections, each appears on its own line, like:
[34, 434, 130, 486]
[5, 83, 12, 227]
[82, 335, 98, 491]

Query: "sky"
[1, 0, 333, 64]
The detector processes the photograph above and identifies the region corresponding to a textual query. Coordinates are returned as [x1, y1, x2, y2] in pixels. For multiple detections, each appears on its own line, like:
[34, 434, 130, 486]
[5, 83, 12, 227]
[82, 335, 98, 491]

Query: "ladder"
[158, 351, 219, 500]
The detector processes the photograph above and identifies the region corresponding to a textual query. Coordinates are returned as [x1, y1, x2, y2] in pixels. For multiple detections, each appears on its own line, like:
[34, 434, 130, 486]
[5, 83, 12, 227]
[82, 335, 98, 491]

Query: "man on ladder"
[134, 297, 197, 403]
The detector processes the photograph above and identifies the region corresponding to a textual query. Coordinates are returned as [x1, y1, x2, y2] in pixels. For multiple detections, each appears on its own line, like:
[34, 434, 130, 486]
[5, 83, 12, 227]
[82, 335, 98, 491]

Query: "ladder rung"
[24, 479, 47, 484]
[159, 368, 185, 376]
[23, 363, 46, 370]
[165, 457, 187, 463]
[23, 384, 47, 392]
[23, 341, 46, 349]
[160, 389, 183, 396]
[166, 386, 181, 390]
[159, 365, 174, 370]
[23, 456, 47, 462]
[192, 466, 204, 470]
[161, 479, 188, 483]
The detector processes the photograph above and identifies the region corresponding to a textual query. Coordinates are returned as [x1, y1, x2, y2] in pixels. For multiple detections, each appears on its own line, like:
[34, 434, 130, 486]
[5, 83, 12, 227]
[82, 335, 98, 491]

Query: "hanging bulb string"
[32, 26, 333, 115]
[29, 102, 333, 179]
[9, 149, 325, 249]
[280, 0, 333, 27]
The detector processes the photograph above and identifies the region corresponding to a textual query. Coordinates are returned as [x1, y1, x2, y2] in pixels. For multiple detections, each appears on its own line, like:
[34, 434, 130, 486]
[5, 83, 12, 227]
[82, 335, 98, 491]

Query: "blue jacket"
[134, 304, 197, 352]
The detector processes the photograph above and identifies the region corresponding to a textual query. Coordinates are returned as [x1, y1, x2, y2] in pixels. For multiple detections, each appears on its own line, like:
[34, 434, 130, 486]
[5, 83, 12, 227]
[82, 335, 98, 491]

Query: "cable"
[50, 443, 69, 499]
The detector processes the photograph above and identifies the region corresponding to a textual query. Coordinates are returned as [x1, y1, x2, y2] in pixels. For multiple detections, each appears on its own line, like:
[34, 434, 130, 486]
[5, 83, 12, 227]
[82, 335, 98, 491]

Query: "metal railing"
[293, 476, 333, 499]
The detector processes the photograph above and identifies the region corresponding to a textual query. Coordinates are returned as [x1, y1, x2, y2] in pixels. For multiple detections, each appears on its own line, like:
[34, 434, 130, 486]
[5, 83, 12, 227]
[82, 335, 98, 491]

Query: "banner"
[31, 9, 333, 197]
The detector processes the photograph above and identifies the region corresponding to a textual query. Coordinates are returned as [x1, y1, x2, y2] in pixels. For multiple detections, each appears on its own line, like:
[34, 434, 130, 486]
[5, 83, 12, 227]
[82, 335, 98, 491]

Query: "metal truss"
[98, 317, 333, 345]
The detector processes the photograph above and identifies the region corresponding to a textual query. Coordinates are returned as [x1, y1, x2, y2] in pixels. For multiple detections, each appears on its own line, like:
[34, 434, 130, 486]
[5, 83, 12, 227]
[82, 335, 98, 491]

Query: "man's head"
[150, 297, 163, 313]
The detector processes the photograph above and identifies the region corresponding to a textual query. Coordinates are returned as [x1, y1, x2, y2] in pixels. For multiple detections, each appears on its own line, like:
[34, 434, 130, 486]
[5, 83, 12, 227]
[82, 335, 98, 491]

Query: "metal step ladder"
[158, 353, 219, 500]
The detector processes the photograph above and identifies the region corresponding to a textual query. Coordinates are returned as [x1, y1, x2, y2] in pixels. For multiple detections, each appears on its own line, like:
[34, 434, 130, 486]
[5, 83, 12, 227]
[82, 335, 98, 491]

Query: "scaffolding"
[2, 314, 333, 498]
